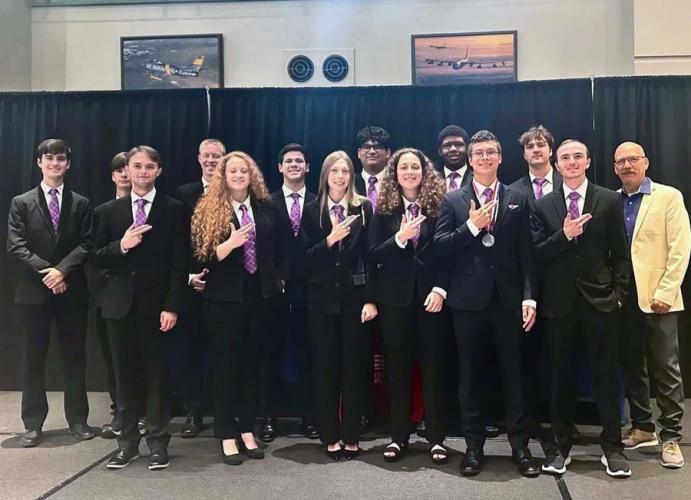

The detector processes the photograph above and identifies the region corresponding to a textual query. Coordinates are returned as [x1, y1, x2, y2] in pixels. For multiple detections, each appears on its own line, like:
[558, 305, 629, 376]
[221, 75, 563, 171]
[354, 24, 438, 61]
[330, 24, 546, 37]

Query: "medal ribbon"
[472, 180, 499, 233]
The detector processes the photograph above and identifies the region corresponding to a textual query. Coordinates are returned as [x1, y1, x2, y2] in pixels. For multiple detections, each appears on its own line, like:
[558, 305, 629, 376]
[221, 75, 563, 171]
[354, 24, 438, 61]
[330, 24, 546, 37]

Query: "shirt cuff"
[394, 233, 407, 248]
[522, 299, 537, 310]
[188, 273, 194, 286]
[466, 219, 480, 236]
[120, 243, 128, 254]
[431, 287, 447, 300]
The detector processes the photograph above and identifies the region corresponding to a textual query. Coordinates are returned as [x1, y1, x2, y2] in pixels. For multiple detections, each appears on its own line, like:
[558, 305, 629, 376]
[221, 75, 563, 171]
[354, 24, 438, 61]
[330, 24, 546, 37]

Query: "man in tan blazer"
[615, 141, 690, 469]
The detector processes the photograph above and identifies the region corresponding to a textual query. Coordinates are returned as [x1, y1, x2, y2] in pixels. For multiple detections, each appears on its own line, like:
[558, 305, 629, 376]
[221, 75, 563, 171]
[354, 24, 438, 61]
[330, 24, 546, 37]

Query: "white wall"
[634, 0, 691, 75]
[0, 0, 31, 90]
[31, 0, 635, 91]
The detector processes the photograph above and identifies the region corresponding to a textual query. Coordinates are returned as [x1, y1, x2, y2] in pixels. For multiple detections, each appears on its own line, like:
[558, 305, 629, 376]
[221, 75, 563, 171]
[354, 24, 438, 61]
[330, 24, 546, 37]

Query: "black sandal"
[383, 442, 407, 462]
[430, 444, 449, 465]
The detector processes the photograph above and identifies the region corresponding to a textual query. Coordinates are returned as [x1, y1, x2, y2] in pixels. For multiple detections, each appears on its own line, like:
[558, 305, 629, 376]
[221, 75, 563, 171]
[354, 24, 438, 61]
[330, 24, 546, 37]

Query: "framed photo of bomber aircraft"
[121, 34, 224, 90]
[411, 30, 517, 86]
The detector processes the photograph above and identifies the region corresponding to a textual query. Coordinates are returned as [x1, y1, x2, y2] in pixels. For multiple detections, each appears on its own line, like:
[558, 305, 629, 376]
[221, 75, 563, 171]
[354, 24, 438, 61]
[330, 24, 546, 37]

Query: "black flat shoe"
[238, 435, 265, 459]
[383, 442, 407, 462]
[148, 448, 170, 471]
[460, 447, 483, 476]
[259, 418, 276, 443]
[220, 440, 244, 466]
[342, 446, 360, 461]
[326, 446, 342, 461]
[20, 429, 42, 448]
[513, 448, 540, 477]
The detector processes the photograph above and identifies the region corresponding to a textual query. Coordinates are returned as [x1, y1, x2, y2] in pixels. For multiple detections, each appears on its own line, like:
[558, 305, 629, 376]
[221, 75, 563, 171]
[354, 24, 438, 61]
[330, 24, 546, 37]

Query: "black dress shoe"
[180, 414, 203, 438]
[485, 425, 500, 438]
[220, 440, 245, 466]
[460, 447, 484, 476]
[342, 447, 360, 461]
[326, 447, 342, 461]
[513, 448, 540, 477]
[102, 415, 121, 439]
[302, 417, 319, 440]
[20, 429, 42, 448]
[259, 418, 276, 443]
[107, 447, 139, 469]
[238, 435, 265, 459]
[148, 448, 170, 470]
[70, 423, 96, 441]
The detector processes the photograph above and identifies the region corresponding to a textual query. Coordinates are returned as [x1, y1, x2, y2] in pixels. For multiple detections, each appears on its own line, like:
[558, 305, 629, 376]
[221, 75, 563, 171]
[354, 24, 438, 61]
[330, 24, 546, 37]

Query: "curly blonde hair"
[191, 151, 270, 261]
[376, 148, 446, 217]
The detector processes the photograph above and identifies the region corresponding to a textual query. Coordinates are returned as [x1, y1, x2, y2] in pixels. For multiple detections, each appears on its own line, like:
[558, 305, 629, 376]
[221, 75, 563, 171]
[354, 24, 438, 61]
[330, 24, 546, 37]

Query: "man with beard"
[437, 125, 473, 192]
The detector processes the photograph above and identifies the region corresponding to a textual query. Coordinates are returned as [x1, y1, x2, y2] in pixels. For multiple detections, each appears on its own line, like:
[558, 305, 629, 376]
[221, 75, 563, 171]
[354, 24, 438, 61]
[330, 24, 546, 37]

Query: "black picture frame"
[411, 30, 517, 86]
[120, 33, 224, 90]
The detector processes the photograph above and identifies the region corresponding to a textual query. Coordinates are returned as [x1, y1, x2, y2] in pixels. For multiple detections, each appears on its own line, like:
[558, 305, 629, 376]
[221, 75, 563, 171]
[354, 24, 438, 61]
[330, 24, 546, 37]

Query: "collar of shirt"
[231, 195, 254, 222]
[563, 178, 588, 202]
[529, 167, 554, 185]
[622, 177, 652, 197]
[401, 197, 420, 213]
[444, 165, 467, 180]
[472, 178, 499, 204]
[131, 188, 156, 205]
[361, 169, 386, 186]
[202, 178, 210, 190]
[327, 197, 347, 213]
[282, 184, 306, 199]
[40, 182, 64, 198]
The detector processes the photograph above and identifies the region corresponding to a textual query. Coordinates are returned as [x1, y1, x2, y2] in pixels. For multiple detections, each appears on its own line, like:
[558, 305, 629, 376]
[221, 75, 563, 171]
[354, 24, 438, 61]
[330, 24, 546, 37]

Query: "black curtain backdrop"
[0, 89, 209, 391]
[593, 75, 691, 390]
[1, 77, 689, 403]
[209, 79, 594, 192]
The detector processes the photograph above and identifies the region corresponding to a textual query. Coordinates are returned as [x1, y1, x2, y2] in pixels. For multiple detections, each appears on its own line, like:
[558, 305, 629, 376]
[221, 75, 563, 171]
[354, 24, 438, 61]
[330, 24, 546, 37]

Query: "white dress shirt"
[40, 181, 64, 210]
[282, 185, 307, 215]
[562, 178, 588, 217]
[360, 170, 386, 196]
[529, 167, 555, 197]
[444, 165, 468, 191]
[130, 188, 156, 222]
[232, 195, 254, 224]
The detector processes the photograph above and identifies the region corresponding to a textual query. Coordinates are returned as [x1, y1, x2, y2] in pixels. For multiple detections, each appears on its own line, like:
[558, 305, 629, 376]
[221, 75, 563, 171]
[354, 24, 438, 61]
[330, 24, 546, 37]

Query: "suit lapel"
[583, 181, 600, 218]
[33, 186, 57, 241]
[55, 189, 73, 245]
[493, 183, 509, 233]
[632, 182, 654, 241]
[120, 195, 135, 227]
[552, 186, 568, 223]
[145, 193, 165, 227]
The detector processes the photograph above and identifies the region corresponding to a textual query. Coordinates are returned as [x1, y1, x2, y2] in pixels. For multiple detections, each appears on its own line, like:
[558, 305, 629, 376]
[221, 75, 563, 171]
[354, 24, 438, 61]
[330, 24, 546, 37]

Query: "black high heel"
[342, 445, 361, 461]
[238, 434, 265, 459]
[220, 439, 244, 466]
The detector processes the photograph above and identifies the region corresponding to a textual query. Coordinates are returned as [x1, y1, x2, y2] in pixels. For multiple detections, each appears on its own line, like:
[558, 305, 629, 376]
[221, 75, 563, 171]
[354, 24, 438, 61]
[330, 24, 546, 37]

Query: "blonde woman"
[301, 151, 378, 460]
[191, 151, 285, 466]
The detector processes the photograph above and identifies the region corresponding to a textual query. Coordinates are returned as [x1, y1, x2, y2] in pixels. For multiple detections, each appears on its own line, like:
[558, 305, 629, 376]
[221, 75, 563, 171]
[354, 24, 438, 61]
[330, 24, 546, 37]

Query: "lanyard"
[472, 180, 499, 232]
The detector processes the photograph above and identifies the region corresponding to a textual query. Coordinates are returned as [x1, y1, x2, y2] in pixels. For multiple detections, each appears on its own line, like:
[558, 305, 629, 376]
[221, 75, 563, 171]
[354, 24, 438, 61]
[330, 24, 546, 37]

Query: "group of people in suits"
[7, 122, 689, 479]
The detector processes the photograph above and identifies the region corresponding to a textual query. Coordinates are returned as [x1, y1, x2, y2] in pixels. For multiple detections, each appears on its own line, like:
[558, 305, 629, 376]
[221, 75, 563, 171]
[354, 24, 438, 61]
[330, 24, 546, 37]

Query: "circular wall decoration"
[287, 55, 314, 83]
[322, 54, 349, 82]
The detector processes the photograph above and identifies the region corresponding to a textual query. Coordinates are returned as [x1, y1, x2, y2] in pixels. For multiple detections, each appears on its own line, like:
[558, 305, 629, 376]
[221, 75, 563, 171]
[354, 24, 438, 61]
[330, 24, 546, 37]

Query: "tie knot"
[290, 192, 301, 201]
[332, 205, 344, 216]
[448, 172, 460, 180]
[483, 187, 494, 199]
[239, 203, 248, 214]
[568, 191, 580, 201]
[533, 177, 546, 187]
[408, 203, 420, 217]
[49, 188, 58, 196]
[135, 198, 147, 208]
[368, 177, 378, 186]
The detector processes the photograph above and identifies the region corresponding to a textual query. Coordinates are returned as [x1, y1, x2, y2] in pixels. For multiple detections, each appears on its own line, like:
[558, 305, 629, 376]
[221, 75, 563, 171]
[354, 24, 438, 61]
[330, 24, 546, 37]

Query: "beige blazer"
[629, 180, 691, 313]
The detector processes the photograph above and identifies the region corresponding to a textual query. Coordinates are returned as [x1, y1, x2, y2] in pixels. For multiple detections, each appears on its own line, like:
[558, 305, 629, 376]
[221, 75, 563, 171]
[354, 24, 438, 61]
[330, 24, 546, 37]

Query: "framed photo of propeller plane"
[121, 34, 224, 90]
[411, 31, 517, 86]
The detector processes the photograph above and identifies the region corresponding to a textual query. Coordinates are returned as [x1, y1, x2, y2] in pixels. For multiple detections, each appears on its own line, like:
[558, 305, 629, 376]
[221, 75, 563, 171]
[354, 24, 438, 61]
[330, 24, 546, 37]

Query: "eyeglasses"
[614, 156, 645, 167]
[471, 150, 499, 159]
[359, 143, 384, 152]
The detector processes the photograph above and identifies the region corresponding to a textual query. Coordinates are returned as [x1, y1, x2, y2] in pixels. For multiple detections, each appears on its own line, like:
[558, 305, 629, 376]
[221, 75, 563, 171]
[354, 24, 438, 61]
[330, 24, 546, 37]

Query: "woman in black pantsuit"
[369, 148, 450, 464]
[191, 151, 284, 465]
[302, 150, 378, 460]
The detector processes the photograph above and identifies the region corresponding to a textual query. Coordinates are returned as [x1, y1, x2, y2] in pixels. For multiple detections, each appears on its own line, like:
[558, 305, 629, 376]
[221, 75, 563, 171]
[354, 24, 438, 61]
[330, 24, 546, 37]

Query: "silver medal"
[481, 233, 495, 248]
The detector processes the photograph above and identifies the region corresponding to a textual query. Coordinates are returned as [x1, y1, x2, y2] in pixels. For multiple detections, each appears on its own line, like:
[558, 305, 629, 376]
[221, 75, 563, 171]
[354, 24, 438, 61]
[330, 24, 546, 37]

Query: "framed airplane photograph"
[120, 34, 224, 90]
[411, 30, 517, 86]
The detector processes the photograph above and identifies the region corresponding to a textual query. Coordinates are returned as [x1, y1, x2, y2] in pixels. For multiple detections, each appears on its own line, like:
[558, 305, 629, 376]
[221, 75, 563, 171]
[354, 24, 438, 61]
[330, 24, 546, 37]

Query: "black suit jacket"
[531, 182, 630, 318]
[91, 193, 188, 320]
[509, 170, 563, 212]
[433, 183, 536, 313]
[270, 189, 316, 302]
[196, 198, 286, 303]
[369, 207, 448, 308]
[302, 198, 375, 314]
[7, 186, 93, 305]
[84, 199, 115, 308]
[174, 180, 204, 218]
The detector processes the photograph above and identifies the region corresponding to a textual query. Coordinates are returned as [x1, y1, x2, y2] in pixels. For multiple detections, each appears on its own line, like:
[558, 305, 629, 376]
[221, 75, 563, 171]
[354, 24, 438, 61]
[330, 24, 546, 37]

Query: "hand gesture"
[51, 282, 69, 295]
[397, 213, 426, 243]
[121, 223, 153, 251]
[40, 267, 64, 289]
[468, 199, 497, 230]
[226, 222, 255, 250]
[563, 213, 592, 239]
[160, 311, 178, 332]
[361, 302, 378, 323]
[522, 304, 536, 332]
[190, 268, 209, 292]
[326, 214, 358, 248]
[423, 291, 444, 313]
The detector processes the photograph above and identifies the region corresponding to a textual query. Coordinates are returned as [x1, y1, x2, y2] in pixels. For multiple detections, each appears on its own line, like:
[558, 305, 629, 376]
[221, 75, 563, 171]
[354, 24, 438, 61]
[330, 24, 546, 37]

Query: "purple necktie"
[134, 198, 148, 227]
[448, 172, 460, 192]
[48, 188, 60, 232]
[239, 204, 257, 274]
[331, 205, 345, 249]
[289, 193, 301, 237]
[408, 203, 420, 248]
[483, 187, 495, 231]
[367, 177, 378, 213]
[567, 191, 580, 220]
[533, 177, 546, 200]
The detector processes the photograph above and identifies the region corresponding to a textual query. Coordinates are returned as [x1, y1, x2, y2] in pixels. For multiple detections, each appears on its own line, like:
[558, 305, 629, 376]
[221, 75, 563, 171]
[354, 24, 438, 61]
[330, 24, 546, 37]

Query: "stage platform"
[1, 392, 689, 499]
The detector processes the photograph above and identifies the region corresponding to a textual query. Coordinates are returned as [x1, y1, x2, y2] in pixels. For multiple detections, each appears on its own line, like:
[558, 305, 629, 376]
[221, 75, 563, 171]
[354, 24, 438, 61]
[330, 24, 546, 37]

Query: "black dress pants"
[19, 298, 89, 431]
[378, 292, 447, 446]
[179, 294, 211, 418]
[309, 311, 368, 445]
[107, 301, 169, 450]
[451, 293, 529, 451]
[92, 305, 117, 416]
[545, 297, 623, 456]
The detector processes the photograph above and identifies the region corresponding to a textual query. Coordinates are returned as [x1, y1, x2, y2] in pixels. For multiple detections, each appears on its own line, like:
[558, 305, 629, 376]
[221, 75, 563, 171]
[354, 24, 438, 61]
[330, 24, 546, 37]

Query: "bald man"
[615, 141, 690, 469]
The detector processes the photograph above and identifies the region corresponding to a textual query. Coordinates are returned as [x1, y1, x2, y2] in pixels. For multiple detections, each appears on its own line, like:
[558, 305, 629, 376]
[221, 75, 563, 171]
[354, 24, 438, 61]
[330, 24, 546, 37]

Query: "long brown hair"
[376, 148, 446, 217]
[316, 150, 364, 227]
[191, 151, 269, 261]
